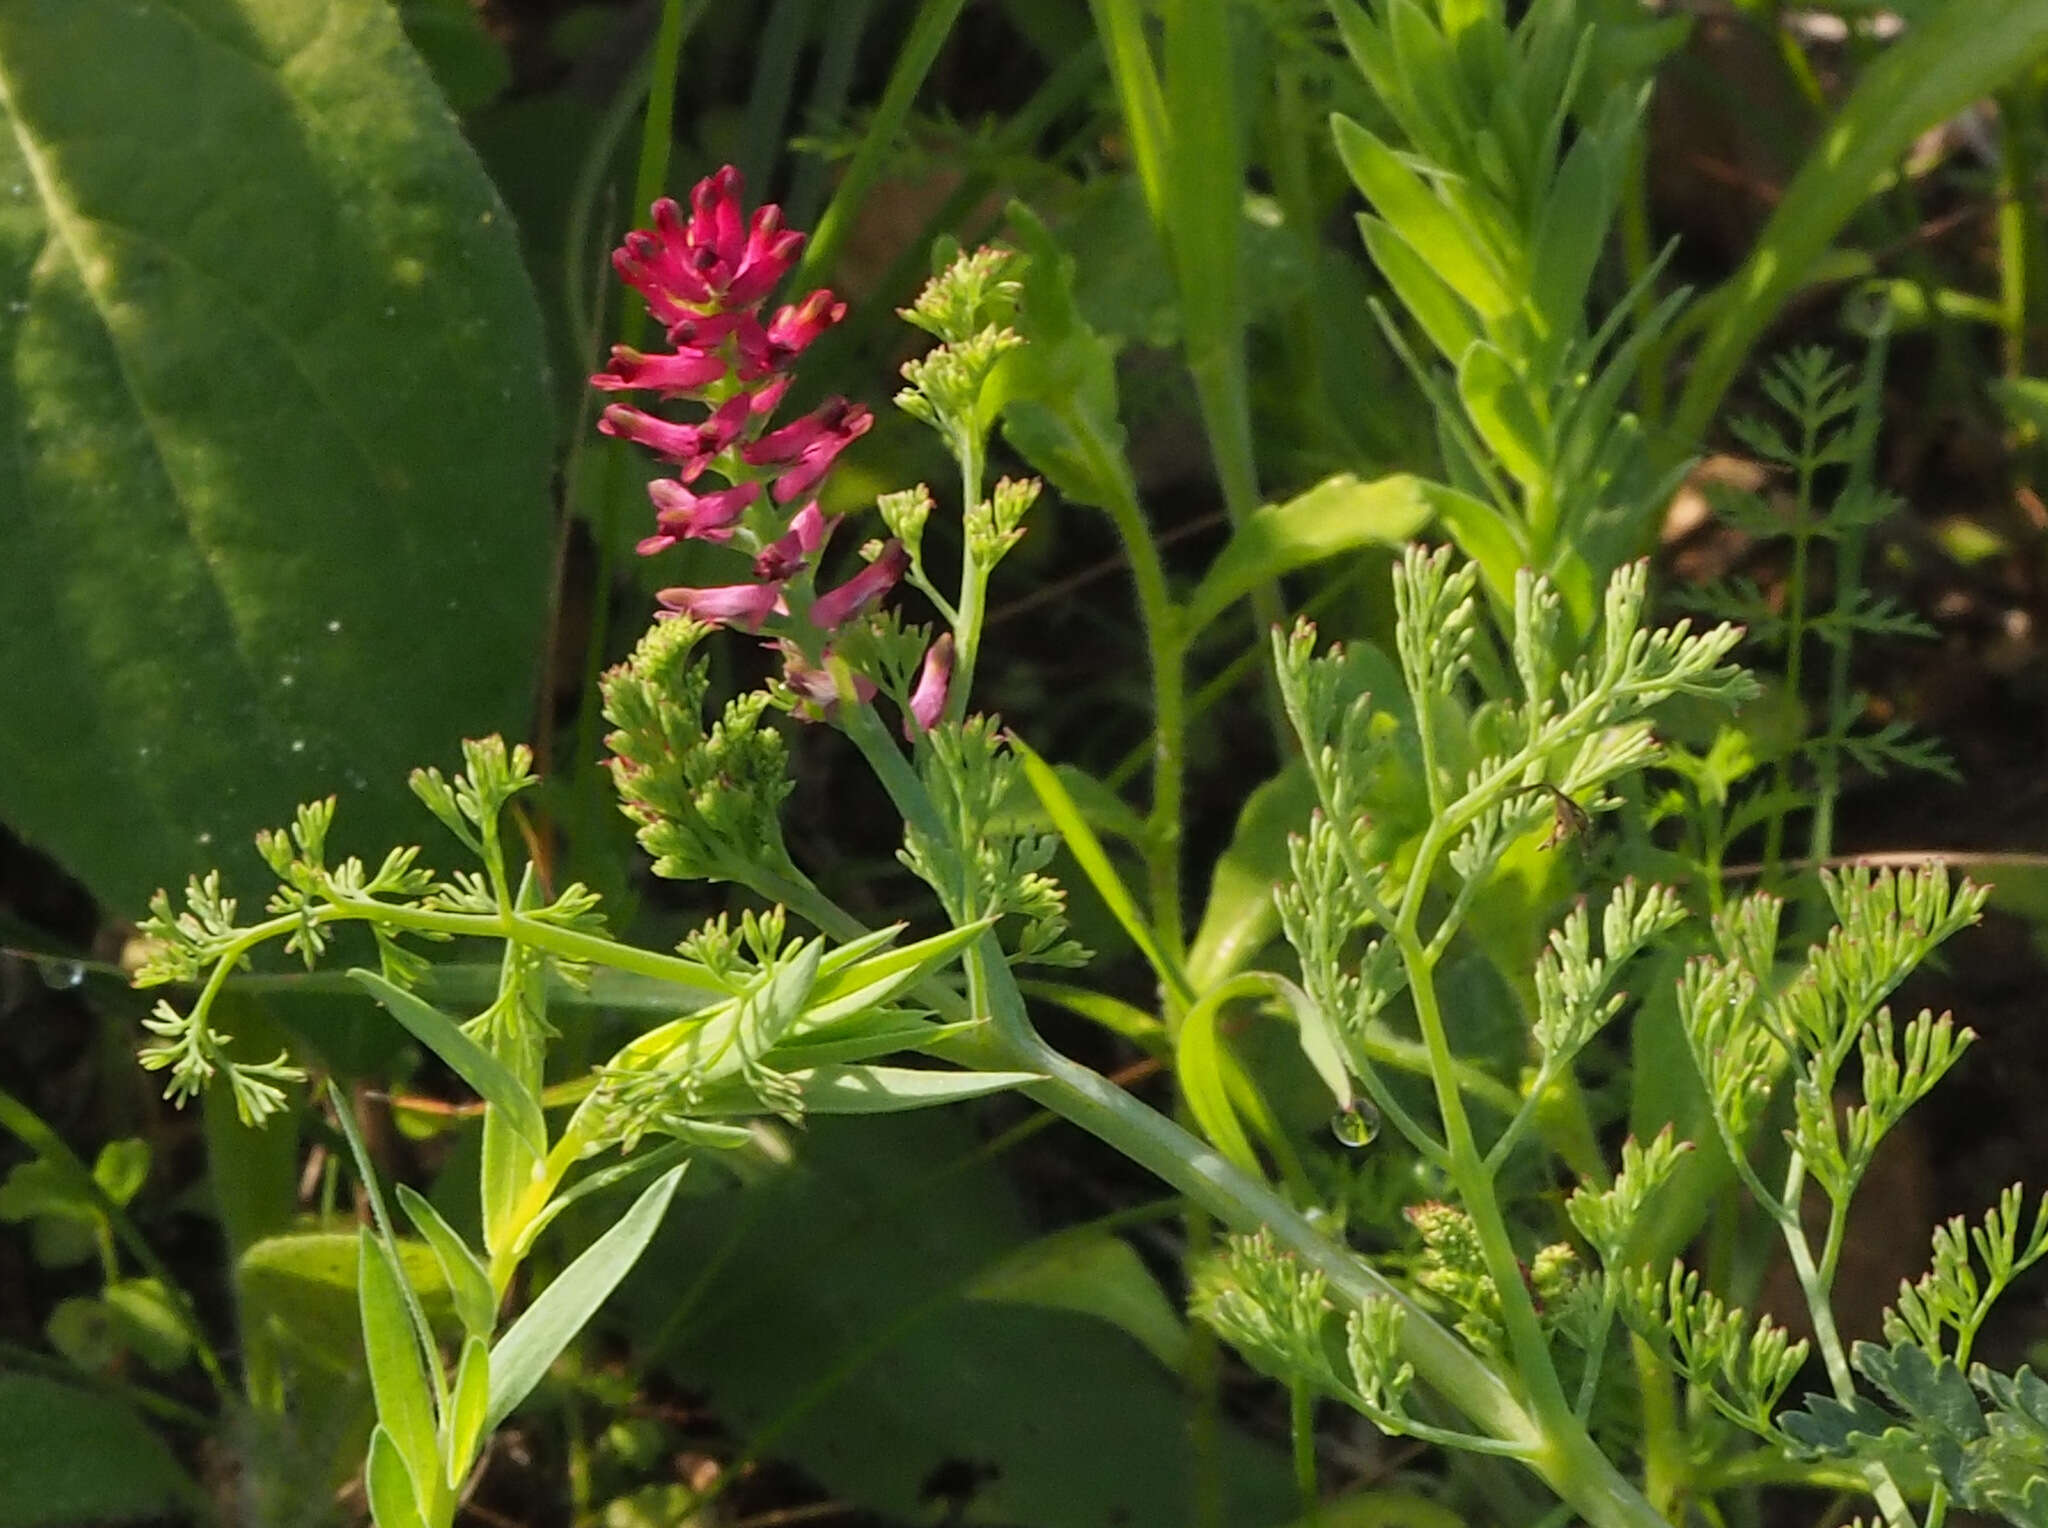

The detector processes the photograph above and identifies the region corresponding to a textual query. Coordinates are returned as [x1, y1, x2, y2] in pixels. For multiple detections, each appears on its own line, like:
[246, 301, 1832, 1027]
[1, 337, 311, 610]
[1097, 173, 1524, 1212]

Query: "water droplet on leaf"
[1330, 1101, 1380, 1148]
[35, 958, 85, 990]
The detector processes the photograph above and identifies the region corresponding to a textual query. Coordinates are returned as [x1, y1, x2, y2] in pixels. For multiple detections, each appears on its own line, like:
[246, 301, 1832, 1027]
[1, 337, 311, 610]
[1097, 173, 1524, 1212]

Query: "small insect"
[1505, 782, 1591, 849]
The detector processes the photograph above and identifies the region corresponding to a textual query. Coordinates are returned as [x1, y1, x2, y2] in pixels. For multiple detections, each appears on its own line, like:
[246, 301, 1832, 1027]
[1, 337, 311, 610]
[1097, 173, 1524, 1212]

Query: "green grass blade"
[1672, 0, 2048, 449]
[484, 1163, 688, 1431]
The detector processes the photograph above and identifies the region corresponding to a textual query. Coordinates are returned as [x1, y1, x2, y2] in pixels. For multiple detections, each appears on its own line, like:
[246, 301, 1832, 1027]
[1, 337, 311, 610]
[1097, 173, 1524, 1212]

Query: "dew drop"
[289, 738, 306, 754]
[35, 958, 85, 990]
[196, 831, 213, 847]
[279, 673, 296, 688]
[1330, 1100, 1381, 1149]
[326, 618, 343, 634]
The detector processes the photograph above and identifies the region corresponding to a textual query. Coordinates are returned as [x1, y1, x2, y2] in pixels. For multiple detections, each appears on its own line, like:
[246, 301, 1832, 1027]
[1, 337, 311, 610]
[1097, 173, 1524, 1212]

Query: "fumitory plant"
[127, 153, 2048, 1528]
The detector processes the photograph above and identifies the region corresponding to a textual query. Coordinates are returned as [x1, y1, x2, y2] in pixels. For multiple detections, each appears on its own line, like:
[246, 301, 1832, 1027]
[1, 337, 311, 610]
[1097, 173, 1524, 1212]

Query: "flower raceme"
[593, 167, 944, 726]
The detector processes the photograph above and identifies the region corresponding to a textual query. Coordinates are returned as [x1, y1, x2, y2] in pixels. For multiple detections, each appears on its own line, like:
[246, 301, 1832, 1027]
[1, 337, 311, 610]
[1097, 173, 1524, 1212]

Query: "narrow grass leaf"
[357, 1228, 439, 1494]
[784, 1065, 1045, 1114]
[1672, 0, 2048, 447]
[349, 970, 548, 1162]
[363, 1423, 428, 1528]
[444, 1335, 490, 1490]
[1176, 986, 1265, 1180]
[485, 1163, 687, 1431]
[395, 1184, 496, 1341]
[1010, 737, 1189, 1003]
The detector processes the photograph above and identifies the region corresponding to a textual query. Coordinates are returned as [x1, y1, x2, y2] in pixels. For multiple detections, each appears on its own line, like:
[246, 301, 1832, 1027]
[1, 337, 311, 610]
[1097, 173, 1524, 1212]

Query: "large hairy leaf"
[0, 0, 553, 914]
[620, 1112, 1294, 1527]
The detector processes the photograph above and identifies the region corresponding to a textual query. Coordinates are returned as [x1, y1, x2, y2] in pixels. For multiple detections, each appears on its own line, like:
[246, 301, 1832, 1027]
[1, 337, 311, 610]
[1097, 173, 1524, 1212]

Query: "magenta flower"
[738, 289, 847, 379]
[753, 500, 840, 582]
[591, 344, 730, 396]
[742, 398, 874, 503]
[906, 633, 955, 737]
[611, 168, 805, 323]
[775, 640, 879, 717]
[655, 581, 788, 631]
[638, 478, 761, 554]
[599, 391, 751, 479]
[811, 541, 909, 630]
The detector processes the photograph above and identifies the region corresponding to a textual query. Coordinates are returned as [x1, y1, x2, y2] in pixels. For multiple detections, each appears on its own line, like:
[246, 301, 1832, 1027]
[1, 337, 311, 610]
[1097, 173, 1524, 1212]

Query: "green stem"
[791, 0, 968, 289]
[1776, 1153, 1916, 1528]
[1290, 1381, 1319, 1516]
[1809, 319, 1893, 871]
[1999, 77, 2043, 381]
[1088, 451, 1189, 972]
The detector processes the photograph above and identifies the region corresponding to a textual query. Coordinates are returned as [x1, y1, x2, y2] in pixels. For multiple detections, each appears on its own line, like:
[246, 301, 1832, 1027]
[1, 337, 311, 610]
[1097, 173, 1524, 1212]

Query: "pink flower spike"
[664, 311, 746, 350]
[689, 167, 746, 274]
[598, 403, 714, 465]
[726, 205, 806, 308]
[602, 392, 755, 479]
[738, 289, 847, 378]
[746, 374, 793, 418]
[753, 500, 841, 582]
[905, 633, 955, 738]
[591, 344, 729, 396]
[742, 398, 873, 503]
[647, 477, 759, 548]
[810, 540, 908, 630]
[656, 581, 787, 631]
[775, 641, 877, 718]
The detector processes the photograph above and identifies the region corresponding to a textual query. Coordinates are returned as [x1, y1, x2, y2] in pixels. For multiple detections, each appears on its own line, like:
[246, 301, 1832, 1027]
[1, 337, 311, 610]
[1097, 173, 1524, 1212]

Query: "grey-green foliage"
[1269, 546, 1752, 1145]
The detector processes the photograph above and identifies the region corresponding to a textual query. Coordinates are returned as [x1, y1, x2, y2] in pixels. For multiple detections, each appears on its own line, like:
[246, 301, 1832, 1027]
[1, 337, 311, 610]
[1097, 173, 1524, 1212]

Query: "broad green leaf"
[363, 1424, 428, 1528]
[1331, 115, 1512, 319]
[239, 1230, 458, 1377]
[485, 1162, 687, 1431]
[357, 1228, 439, 1490]
[396, 1183, 496, 1340]
[0, 1372, 198, 1528]
[1010, 735, 1185, 1000]
[1183, 473, 1430, 640]
[1456, 340, 1548, 491]
[0, 0, 553, 916]
[349, 969, 548, 1161]
[1672, 0, 2048, 449]
[1186, 763, 1316, 991]
[445, 1335, 490, 1489]
[967, 1225, 1189, 1371]
[398, 0, 511, 112]
[993, 206, 1139, 516]
[89, 1139, 149, 1207]
[97, 1277, 192, 1374]
[617, 1112, 1294, 1527]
